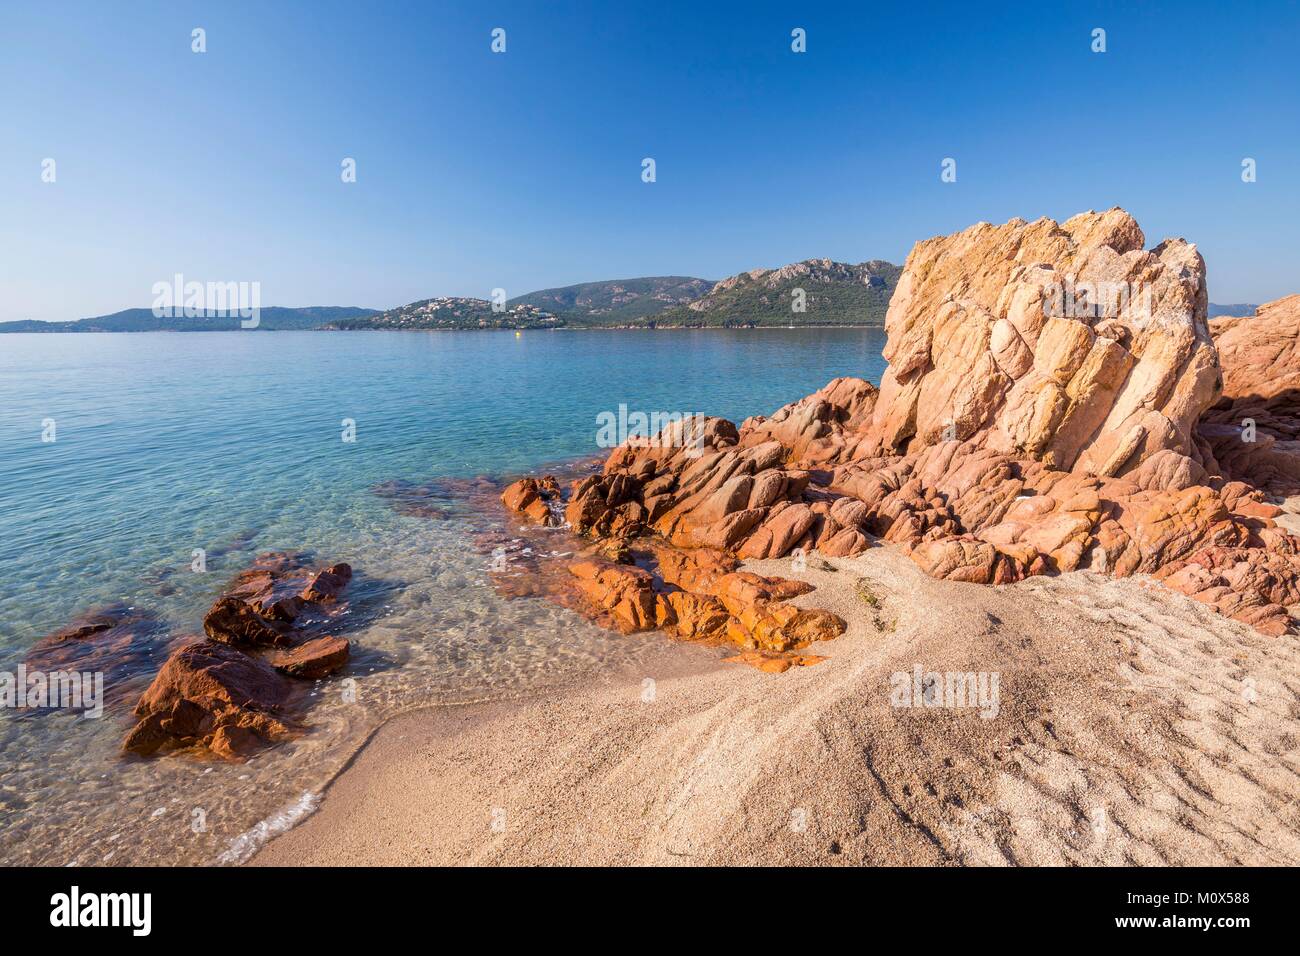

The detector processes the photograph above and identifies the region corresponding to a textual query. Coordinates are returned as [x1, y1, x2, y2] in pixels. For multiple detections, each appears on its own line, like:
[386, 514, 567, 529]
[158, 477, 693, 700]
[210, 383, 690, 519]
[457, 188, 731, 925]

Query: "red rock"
[567, 559, 664, 633]
[203, 596, 293, 647]
[665, 591, 731, 642]
[501, 476, 563, 527]
[123, 639, 294, 759]
[302, 563, 352, 603]
[204, 554, 355, 647]
[910, 539, 1000, 584]
[722, 651, 828, 673]
[651, 545, 740, 592]
[737, 503, 818, 559]
[739, 377, 879, 465]
[269, 636, 350, 678]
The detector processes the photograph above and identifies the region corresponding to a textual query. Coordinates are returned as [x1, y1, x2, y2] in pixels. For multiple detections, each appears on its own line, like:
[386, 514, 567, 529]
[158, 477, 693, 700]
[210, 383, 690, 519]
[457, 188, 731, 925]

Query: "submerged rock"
[24, 603, 170, 709]
[372, 476, 501, 518]
[124, 552, 355, 760]
[268, 636, 351, 679]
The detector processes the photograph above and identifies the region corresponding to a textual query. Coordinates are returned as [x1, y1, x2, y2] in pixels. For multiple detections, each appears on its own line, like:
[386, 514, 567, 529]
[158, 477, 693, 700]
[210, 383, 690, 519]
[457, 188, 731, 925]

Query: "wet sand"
[252, 546, 1300, 866]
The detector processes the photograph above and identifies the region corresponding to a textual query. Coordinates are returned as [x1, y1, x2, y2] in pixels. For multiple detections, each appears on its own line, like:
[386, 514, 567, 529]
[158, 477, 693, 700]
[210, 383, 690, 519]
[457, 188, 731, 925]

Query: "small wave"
[215, 791, 320, 865]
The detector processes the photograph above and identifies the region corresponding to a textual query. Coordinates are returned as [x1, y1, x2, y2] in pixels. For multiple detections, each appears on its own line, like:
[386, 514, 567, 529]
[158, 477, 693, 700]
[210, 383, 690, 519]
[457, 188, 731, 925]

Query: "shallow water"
[0, 327, 885, 864]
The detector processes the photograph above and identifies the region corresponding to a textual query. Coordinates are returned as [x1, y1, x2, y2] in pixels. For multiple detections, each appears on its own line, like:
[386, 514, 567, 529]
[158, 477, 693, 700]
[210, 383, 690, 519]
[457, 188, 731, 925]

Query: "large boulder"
[122, 639, 295, 759]
[863, 210, 1221, 478]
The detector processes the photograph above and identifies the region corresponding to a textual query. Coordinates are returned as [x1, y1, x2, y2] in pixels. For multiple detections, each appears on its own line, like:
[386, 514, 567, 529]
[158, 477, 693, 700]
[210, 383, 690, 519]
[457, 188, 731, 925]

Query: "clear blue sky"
[2, 0, 1296, 321]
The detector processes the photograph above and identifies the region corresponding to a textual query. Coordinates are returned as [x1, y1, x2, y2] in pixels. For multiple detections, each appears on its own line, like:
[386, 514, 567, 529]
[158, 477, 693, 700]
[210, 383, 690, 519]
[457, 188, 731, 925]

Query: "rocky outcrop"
[501, 476, 564, 527]
[863, 209, 1220, 479]
[122, 639, 295, 759]
[501, 211, 1300, 640]
[1198, 295, 1300, 496]
[123, 553, 354, 760]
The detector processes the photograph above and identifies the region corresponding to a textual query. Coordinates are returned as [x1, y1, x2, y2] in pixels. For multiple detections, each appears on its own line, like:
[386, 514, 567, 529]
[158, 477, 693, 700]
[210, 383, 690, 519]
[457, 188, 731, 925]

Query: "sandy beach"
[253, 545, 1300, 866]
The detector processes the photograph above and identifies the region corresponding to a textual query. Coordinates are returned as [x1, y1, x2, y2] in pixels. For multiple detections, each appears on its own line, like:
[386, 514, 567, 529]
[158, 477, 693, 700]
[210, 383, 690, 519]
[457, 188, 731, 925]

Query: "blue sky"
[2, 0, 1297, 321]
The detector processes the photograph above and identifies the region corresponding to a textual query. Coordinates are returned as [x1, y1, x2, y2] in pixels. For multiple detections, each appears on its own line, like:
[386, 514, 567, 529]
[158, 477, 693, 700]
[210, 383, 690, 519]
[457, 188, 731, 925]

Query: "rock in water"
[500, 476, 564, 526]
[125, 552, 355, 759]
[203, 596, 293, 647]
[268, 636, 351, 679]
[122, 639, 294, 759]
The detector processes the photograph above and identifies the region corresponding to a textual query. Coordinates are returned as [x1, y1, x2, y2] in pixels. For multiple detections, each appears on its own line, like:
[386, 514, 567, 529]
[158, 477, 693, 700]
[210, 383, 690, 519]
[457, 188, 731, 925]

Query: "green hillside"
[0, 306, 378, 332]
[327, 297, 561, 330]
[645, 259, 901, 328]
[510, 276, 713, 324]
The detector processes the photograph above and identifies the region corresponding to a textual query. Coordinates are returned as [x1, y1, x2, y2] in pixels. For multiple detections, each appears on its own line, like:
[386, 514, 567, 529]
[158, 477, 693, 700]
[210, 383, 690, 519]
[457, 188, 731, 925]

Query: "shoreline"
[250, 545, 1300, 867]
[0, 324, 890, 335]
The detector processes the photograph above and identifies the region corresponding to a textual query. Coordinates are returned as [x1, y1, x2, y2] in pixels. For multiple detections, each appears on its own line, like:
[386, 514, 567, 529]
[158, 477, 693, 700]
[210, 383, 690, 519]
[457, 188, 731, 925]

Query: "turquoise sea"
[0, 328, 886, 864]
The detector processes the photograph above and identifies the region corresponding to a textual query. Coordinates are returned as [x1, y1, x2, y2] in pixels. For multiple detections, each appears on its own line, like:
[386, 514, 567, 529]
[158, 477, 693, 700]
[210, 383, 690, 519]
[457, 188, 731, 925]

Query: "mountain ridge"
[646, 258, 902, 328]
[1, 276, 1262, 332]
[509, 276, 714, 324]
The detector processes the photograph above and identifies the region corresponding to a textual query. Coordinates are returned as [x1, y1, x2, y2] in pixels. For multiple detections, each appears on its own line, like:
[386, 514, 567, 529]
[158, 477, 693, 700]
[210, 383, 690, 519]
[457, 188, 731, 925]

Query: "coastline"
[0, 324, 890, 334]
[251, 545, 1300, 867]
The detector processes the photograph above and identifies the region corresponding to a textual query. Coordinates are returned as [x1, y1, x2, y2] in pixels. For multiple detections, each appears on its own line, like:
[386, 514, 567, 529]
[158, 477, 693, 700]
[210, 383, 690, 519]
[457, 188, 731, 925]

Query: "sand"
[252, 545, 1300, 866]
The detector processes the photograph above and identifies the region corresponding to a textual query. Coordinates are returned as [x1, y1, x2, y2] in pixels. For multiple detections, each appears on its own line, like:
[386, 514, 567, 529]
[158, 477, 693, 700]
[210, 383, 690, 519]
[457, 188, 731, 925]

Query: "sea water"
[0, 327, 886, 864]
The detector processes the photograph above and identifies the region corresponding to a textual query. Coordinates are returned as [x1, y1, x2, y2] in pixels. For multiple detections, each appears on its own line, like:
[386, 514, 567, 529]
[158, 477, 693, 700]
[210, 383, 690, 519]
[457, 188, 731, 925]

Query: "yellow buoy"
[515, 331, 522, 338]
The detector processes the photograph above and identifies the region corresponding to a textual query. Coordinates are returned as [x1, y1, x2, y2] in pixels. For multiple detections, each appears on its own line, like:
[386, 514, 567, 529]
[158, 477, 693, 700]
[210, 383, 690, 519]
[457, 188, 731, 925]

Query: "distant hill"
[1209, 303, 1259, 318]
[5, 262, 904, 333]
[510, 276, 714, 325]
[0, 306, 378, 332]
[645, 259, 901, 328]
[327, 297, 562, 331]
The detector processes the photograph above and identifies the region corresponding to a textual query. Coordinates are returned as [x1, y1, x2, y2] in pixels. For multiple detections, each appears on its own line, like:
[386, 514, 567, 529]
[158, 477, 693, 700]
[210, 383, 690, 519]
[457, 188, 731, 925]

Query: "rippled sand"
[253, 546, 1300, 866]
